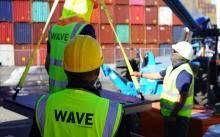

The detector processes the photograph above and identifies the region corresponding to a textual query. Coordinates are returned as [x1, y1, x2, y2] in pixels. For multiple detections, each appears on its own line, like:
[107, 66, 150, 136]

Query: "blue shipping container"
[14, 23, 32, 44]
[32, 1, 49, 22]
[172, 26, 185, 43]
[159, 44, 171, 56]
[0, 0, 12, 21]
[116, 25, 130, 43]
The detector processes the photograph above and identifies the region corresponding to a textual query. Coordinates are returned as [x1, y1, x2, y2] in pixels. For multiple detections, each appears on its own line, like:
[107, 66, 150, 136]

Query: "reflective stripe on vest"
[49, 22, 87, 93]
[36, 91, 122, 137]
[36, 95, 49, 135]
[160, 63, 194, 117]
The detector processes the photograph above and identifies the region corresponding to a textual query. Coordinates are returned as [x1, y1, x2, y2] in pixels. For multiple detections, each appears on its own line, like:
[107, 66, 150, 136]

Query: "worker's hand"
[131, 71, 141, 78]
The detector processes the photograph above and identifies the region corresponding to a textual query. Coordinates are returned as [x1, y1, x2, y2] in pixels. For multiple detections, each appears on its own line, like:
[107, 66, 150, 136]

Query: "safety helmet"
[60, 0, 98, 21]
[63, 35, 104, 73]
[172, 41, 194, 60]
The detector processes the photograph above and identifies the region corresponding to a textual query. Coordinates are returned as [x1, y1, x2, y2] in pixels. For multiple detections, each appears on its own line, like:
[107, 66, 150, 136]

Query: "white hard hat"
[172, 41, 194, 60]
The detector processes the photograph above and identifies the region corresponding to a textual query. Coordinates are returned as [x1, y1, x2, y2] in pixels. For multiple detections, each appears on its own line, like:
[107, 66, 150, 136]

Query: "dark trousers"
[164, 116, 190, 137]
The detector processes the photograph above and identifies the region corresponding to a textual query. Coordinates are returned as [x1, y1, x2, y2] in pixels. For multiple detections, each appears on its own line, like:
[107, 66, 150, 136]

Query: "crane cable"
[13, 0, 60, 100]
[99, 0, 144, 99]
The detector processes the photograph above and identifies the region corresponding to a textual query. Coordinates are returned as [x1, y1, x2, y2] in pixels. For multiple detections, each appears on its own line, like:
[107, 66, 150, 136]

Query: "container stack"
[0, 0, 217, 66]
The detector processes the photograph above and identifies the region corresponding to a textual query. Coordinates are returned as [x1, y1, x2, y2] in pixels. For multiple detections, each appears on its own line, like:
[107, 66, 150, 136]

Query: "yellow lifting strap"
[99, 0, 140, 90]
[13, 0, 60, 100]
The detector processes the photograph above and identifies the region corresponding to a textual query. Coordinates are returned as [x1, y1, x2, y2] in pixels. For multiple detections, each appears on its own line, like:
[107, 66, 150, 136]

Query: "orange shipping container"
[158, 26, 172, 43]
[115, 0, 129, 4]
[104, 0, 114, 4]
[115, 44, 130, 60]
[145, 0, 158, 6]
[146, 25, 158, 43]
[91, 6, 100, 23]
[115, 5, 129, 24]
[131, 25, 145, 43]
[172, 13, 183, 25]
[101, 5, 115, 24]
[158, 0, 166, 6]
[0, 22, 14, 44]
[130, 6, 145, 24]
[102, 44, 115, 64]
[100, 24, 115, 43]
[145, 7, 158, 25]
[13, 1, 31, 22]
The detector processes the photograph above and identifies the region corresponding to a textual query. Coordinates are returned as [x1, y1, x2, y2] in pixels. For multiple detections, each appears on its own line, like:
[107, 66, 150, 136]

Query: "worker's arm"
[29, 114, 42, 137]
[131, 71, 163, 80]
[169, 70, 192, 117]
[45, 40, 50, 74]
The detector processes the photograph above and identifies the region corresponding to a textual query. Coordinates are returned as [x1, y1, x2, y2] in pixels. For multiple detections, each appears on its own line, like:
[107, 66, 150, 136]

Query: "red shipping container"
[145, 0, 158, 6]
[13, 1, 31, 22]
[104, 0, 114, 4]
[91, 24, 100, 41]
[0, 23, 14, 44]
[145, 6, 158, 25]
[115, 44, 130, 60]
[131, 25, 145, 43]
[158, 0, 166, 6]
[130, 0, 145, 5]
[115, 5, 129, 24]
[172, 13, 183, 25]
[32, 23, 49, 44]
[49, 0, 65, 2]
[146, 25, 158, 43]
[101, 5, 115, 23]
[101, 44, 115, 64]
[130, 6, 145, 24]
[91, 6, 100, 23]
[100, 24, 115, 43]
[115, 0, 129, 4]
[14, 45, 32, 66]
[146, 44, 159, 56]
[159, 26, 172, 43]
[32, 44, 47, 65]
[50, 2, 64, 23]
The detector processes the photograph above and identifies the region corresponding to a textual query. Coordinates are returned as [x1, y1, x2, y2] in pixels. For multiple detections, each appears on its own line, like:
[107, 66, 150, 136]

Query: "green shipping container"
[116, 25, 130, 43]
[32, 1, 49, 22]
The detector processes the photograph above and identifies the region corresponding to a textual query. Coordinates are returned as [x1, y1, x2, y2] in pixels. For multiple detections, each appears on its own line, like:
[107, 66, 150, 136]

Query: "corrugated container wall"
[130, 0, 145, 5]
[159, 26, 172, 43]
[145, 7, 158, 25]
[172, 13, 183, 25]
[100, 24, 115, 43]
[158, 7, 172, 25]
[115, 0, 129, 4]
[115, 5, 129, 24]
[145, 0, 158, 6]
[50, 2, 64, 23]
[0, 44, 14, 66]
[104, 0, 114, 4]
[0, 22, 14, 44]
[102, 44, 115, 63]
[172, 26, 185, 43]
[14, 23, 32, 44]
[101, 5, 115, 23]
[131, 25, 145, 43]
[91, 6, 100, 23]
[33, 44, 47, 65]
[0, 0, 12, 21]
[14, 45, 32, 66]
[159, 44, 171, 56]
[13, 1, 31, 22]
[32, 1, 50, 22]
[146, 25, 158, 43]
[130, 6, 145, 24]
[116, 25, 130, 43]
[32, 23, 48, 44]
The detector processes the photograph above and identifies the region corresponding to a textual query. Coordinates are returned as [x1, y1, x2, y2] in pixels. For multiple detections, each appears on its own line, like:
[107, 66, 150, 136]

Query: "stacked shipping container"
[0, 0, 217, 65]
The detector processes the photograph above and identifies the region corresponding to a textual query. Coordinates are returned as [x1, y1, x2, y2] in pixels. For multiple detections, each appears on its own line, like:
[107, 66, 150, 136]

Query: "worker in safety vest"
[132, 41, 195, 137]
[30, 35, 131, 137]
[45, 0, 98, 93]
